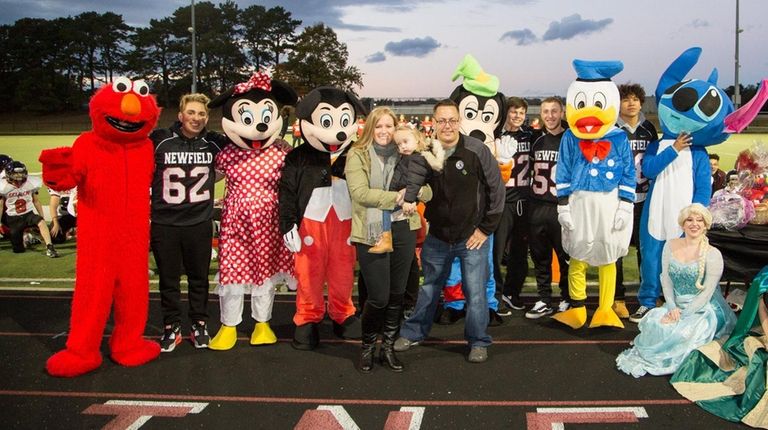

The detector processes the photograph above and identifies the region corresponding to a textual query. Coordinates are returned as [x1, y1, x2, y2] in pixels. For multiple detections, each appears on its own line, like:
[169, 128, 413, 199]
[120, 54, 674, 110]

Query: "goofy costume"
[442, 55, 506, 323]
[278, 87, 367, 350]
[41, 78, 161, 376]
[637, 47, 768, 313]
[207, 72, 299, 350]
[553, 60, 635, 330]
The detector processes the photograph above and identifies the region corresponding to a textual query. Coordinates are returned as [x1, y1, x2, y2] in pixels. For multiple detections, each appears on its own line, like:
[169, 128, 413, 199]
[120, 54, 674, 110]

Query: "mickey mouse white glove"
[557, 205, 575, 231]
[283, 224, 302, 253]
[613, 200, 634, 231]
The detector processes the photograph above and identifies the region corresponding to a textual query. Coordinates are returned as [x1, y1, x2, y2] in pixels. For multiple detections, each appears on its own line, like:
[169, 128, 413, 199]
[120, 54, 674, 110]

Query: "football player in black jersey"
[150, 93, 225, 352]
[493, 97, 537, 314]
[526, 97, 571, 319]
[613, 84, 659, 321]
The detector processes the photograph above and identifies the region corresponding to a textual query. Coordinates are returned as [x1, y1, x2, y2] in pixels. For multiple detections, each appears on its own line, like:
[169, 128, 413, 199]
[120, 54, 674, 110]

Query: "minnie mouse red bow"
[579, 140, 611, 161]
[233, 72, 272, 95]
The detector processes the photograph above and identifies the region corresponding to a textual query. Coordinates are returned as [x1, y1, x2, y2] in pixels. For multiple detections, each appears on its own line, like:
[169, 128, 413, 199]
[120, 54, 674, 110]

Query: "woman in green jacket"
[345, 106, 432, 373]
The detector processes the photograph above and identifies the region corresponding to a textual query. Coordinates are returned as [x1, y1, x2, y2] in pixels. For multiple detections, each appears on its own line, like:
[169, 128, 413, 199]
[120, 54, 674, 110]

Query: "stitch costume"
[279, 87, 367, 350]
[552, 60, 635, 330]
[207, 72, 298, 350]
[41, 78, 160, 377]
[636, 47, 768, 316]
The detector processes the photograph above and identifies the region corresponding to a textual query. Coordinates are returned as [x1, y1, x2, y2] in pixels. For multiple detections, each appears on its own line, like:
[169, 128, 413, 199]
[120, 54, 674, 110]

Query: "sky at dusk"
[2, 0, 766, 99]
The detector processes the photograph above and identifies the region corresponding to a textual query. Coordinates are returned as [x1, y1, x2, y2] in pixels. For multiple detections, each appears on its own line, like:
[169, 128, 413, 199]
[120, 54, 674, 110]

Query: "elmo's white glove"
[557, 205, 575, 231]
[613, 200, 634, 231]
[283, 224, 302, 253]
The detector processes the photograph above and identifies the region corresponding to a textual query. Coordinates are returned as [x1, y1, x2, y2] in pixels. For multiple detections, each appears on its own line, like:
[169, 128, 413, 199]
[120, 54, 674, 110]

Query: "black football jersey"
[617, 119, 658, 203]
[500, 126, 538, 202]
[529, 130, 563, 204]
[150, 127, 224, 226]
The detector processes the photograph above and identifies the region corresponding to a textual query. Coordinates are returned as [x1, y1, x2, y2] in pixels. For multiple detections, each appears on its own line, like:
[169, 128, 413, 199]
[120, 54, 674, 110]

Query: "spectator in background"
[709, 153, 726, 196]
[48, 187, 77, 243]
[0, 161, 58, 257]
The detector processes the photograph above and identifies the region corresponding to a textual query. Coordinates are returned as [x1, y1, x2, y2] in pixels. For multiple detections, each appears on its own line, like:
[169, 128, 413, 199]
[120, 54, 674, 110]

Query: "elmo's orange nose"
[121, 93, 141, 116]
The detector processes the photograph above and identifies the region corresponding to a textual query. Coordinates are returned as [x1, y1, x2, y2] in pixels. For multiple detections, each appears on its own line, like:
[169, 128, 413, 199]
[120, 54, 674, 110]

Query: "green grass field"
[1, 133, 763, 290]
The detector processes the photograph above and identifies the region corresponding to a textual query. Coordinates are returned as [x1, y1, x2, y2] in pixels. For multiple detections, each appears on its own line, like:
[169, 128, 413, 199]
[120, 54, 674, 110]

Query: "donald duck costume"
[553, 59, 635, 329]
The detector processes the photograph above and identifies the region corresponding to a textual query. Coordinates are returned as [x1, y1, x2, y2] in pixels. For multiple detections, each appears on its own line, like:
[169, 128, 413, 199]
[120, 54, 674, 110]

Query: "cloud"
[366, 52, 386, 63]
[384, 36, 441, 57]
[689, 19, 710, 28]
[500, 29, 538, 45]
[541, 13, 613, 41]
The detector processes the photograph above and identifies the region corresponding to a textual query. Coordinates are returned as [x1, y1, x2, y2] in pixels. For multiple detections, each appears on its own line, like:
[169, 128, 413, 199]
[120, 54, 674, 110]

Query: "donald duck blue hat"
[573, 59, 624, 81]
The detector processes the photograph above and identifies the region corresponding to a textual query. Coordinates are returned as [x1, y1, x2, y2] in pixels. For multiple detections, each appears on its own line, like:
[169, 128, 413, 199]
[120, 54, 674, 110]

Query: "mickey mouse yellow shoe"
[250, 322, 277, 346]
[208, 325, 237, 350]
[552, 306, 587, 329]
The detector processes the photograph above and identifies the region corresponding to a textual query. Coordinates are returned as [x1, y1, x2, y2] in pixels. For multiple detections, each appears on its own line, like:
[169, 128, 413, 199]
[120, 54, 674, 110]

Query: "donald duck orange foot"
[208, 325, 238, 350]
[250, 322, 277, 345]
[589, 307, 624, 329]
[552, 306, 587, 329]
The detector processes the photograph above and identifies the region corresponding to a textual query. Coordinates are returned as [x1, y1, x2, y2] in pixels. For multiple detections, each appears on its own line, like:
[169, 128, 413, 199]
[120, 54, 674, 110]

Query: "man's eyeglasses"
[435, 118, 459, 127]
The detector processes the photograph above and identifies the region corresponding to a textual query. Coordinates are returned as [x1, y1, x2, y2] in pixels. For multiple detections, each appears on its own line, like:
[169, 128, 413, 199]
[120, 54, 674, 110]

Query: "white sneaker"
[525, 301, 553, 319]
[557, 300, 571, 312]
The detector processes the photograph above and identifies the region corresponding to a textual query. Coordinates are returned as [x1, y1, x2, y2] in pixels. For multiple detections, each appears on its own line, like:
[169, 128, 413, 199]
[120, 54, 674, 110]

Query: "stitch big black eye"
[672, 87, 697, 112]
[663, 80, 689, 95]
[697, 88, 721, 117]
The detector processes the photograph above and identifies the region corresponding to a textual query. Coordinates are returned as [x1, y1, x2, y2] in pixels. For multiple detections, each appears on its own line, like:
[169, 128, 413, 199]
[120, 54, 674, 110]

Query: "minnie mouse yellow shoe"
[250, 322, 277, 345]
[208, 325, 237, 350]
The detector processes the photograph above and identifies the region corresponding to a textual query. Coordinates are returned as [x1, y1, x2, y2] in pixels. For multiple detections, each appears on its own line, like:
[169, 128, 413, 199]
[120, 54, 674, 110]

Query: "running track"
[0, 290, 747, 429]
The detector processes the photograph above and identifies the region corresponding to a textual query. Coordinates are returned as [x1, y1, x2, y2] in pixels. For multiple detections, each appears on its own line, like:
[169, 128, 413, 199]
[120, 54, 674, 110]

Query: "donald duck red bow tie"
[579, 140, 611, 161]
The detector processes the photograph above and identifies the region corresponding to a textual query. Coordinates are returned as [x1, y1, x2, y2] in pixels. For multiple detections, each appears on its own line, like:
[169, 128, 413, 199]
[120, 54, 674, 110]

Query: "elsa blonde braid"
[695, 236, 709, 290]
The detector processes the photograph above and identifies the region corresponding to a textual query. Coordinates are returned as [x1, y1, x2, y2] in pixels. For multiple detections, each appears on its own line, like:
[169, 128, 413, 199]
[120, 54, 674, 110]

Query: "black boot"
[380, 294, 405, 372]
[359, 303, 385, 373]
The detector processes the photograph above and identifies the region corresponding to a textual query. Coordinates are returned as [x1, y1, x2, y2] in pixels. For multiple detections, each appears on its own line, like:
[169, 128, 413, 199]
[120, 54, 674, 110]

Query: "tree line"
[0, 1, 363, 113]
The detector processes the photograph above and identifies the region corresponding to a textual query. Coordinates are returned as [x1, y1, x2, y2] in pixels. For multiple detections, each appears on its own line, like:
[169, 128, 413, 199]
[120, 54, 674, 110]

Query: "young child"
[369, 126, 443, 253]
[0, 161, 58, 257]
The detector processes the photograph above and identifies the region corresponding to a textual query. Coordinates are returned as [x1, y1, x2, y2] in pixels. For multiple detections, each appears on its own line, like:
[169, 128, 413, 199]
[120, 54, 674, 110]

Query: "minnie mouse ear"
[208, 88, 234, 109]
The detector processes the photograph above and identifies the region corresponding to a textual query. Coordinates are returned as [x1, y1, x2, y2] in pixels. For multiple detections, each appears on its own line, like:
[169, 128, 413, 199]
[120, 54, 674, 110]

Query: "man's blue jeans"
[400, 233, 492, 348]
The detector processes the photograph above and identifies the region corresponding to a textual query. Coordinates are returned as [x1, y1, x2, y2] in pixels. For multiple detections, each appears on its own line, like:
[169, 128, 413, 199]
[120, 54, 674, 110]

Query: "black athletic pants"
[151, 221, 212, 326]
[527, 201, 570, 305]
[492, 199, 529, 299]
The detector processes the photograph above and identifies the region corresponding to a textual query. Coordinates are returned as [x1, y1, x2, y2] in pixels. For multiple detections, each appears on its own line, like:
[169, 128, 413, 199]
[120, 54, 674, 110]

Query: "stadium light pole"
[190, 0, 197, 93]
[734, 0, 742, 107]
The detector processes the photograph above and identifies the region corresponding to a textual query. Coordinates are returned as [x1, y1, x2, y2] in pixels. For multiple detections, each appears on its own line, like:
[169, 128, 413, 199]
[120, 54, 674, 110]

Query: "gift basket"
[734, 141, 768, 225]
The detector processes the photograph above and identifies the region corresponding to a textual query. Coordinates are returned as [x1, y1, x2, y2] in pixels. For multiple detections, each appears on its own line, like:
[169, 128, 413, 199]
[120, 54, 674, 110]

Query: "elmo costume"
[40, 77, 161, 377]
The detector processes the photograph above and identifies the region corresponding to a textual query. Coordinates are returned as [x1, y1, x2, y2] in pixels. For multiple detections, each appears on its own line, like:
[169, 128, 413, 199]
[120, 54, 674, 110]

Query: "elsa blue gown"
[616, 242, 736, 378]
